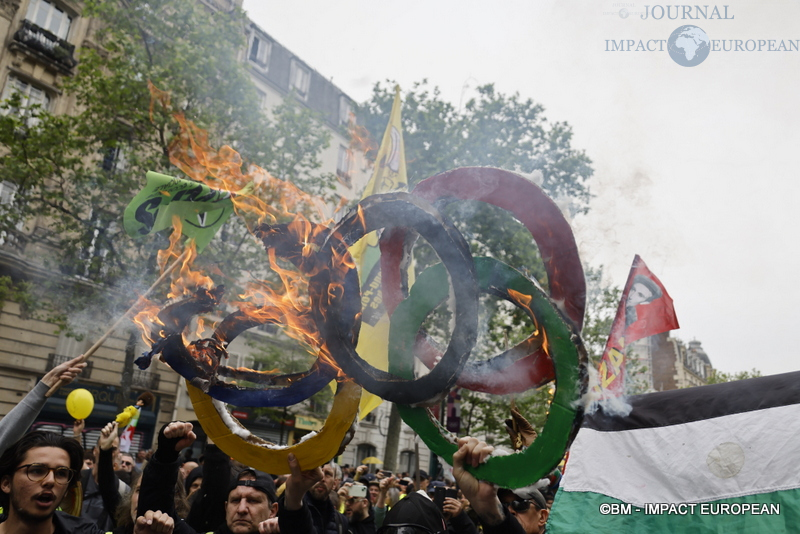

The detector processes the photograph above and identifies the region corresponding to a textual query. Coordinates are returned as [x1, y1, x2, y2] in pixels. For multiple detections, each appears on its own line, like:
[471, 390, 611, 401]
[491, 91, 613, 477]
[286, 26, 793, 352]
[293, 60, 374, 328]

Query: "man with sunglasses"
[452, 437, 548, 534]
[0, 430, 172, 534]
[497, 487, 549, 534]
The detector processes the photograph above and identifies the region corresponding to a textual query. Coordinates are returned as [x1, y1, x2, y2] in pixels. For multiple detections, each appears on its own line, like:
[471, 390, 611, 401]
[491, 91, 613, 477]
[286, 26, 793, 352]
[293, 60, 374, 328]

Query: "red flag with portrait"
[597, 255, 679, 397]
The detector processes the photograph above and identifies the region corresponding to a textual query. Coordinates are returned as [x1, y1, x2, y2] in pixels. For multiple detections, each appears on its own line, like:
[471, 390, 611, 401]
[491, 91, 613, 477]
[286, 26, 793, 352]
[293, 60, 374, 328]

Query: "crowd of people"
[0, 358, 558, 534]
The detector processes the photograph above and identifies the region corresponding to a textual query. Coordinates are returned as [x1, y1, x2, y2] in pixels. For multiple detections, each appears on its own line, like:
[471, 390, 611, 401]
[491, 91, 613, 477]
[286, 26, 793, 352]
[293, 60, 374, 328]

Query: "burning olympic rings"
[148, 167, 586, 474]
[389, 256, 587, 488]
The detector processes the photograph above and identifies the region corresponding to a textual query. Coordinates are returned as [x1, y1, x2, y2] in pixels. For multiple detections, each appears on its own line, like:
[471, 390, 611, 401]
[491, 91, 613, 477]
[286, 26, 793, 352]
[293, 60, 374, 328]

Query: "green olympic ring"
[389, 256, 587, 488]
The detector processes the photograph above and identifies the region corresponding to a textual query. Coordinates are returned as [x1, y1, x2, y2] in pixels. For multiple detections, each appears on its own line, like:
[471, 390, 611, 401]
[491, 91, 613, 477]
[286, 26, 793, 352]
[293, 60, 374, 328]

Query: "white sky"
[242, 0, 800, 377]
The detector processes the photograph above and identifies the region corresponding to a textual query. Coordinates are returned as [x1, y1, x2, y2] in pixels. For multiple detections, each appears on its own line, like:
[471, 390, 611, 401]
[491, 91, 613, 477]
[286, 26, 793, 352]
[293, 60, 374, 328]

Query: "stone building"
[0, 0, 428, 472]
[628, 331, 715, 392]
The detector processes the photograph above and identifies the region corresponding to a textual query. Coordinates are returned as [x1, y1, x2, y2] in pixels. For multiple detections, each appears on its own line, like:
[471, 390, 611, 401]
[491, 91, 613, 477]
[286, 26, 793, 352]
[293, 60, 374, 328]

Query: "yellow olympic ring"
[187, 379, 361, 473]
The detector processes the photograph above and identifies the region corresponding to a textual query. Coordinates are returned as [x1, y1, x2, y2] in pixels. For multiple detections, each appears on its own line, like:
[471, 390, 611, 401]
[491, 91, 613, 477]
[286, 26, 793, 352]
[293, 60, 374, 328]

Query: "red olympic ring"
[380, 167, 586, 394]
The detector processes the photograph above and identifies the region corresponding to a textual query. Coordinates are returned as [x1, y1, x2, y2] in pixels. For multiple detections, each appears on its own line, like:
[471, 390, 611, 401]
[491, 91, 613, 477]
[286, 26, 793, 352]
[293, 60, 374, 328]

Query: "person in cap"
[137, 421, 278, 534]
[224, 468, 278, 534]
[452, 437, 548, 534]
[497, 487, 549, 534]
[375, 491, 446, 534]
[279, 453, 349, 534]
[0, 430, 173, 534]
[184, 466, 203, 499]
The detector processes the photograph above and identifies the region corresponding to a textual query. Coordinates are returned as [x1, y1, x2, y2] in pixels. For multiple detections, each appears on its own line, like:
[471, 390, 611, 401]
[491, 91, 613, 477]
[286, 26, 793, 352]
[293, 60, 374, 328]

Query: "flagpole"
[45, 248, 192, 398]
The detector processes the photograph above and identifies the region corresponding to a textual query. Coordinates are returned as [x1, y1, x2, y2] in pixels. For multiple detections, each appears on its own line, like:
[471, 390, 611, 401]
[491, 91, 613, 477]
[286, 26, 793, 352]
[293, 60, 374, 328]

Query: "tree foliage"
[0, 0, 335, 331]
[706, 368, 762, 384]
[359, 80, 593, 213]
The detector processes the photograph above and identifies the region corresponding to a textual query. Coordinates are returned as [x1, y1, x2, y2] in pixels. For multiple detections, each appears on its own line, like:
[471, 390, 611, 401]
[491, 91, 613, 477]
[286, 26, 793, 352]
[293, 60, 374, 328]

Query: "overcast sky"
[242, 0, 800, 377]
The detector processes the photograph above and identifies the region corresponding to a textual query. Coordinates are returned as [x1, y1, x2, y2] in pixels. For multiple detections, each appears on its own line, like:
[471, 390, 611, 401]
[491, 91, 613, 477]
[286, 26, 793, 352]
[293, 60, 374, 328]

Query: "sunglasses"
[16, 464, 76, 485]
[504, 499, 542, 513]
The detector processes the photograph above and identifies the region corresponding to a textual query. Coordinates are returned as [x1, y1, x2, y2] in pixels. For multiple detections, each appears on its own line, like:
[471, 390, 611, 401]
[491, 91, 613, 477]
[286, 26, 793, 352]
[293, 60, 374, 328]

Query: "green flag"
[124, 171, 241, 251]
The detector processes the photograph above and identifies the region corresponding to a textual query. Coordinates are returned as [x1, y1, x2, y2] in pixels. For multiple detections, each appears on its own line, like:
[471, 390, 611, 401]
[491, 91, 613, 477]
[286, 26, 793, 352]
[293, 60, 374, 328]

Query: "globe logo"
[668, 25, 710, 67]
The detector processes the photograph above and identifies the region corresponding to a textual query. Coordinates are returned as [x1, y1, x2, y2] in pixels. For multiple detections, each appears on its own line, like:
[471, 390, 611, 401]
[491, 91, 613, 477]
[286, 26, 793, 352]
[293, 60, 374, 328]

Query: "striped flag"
[349, 86, 410, 420]
[548, 372, 800, 533]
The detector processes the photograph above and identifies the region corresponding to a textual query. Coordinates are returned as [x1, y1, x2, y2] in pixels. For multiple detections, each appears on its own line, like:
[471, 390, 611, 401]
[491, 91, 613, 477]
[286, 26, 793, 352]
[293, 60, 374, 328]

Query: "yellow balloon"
[66, 388, 94, 420]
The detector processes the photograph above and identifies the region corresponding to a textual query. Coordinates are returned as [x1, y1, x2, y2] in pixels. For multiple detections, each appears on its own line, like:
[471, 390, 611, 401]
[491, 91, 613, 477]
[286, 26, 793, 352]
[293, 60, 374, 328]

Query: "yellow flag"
[350, 86, 410, 419]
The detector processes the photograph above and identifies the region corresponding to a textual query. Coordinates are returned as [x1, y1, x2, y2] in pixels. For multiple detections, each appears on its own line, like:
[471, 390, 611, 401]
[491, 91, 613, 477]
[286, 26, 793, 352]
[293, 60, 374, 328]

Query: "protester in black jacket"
[278, 453, 349, 534]
[138, 421, 278, 534]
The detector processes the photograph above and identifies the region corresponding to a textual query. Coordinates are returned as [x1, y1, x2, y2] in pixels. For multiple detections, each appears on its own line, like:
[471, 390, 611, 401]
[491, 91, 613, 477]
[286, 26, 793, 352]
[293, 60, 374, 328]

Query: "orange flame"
[134, 83, 363, 374]
[507, 288, 548, 355]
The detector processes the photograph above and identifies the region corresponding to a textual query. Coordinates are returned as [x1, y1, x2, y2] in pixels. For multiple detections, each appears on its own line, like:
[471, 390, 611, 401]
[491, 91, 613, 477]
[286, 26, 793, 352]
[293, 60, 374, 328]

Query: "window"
[289, 60, 310, 100]
[1, 76, 51, 118]
[25, 0, 72, 40]
[399, 451, 416, 474]
[101, 145, 128, 173]
[336, 145, 352, 187]
[339, 95, 353, 126]
[0, 181, 23, 247]
[356, 444, 377, 466]
[256, 89, 267, 111]
[0, 181, 17, 206]
[248, 35, 271, 68]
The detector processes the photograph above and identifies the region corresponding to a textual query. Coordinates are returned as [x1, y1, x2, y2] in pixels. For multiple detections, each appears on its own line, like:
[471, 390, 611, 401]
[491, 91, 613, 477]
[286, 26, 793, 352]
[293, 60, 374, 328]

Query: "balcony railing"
[48, 353, 93, 379]
[132, 368, 160, 390]
[13, 20, 77, 70]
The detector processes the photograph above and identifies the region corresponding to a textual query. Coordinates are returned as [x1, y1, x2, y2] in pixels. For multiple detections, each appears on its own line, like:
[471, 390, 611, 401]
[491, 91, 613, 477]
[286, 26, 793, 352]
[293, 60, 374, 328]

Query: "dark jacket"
[278, 493, 349, 534]
[447, 510, 479, 534]
[52, 510, 107, 533]
[481, 506, 527, 534]
[82, 448, 127, 532]
[133, 443, 202, 534]
[185, 444, 231, 533]
[348, 505, 376, 534]
[1, 511, 105, 534]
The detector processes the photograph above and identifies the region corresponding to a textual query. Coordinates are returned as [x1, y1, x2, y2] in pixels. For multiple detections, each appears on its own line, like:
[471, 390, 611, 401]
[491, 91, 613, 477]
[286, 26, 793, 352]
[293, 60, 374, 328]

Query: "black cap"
[185, 466, 203, 494]
[382, 492, 446, 532]
[498, 486, 547, 510]
[228, 467, 277, 503]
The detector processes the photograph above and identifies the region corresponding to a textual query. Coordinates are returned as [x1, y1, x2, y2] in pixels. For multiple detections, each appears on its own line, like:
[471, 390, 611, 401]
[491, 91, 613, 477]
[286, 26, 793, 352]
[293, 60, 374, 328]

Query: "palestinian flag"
[548, 372, 800, 533]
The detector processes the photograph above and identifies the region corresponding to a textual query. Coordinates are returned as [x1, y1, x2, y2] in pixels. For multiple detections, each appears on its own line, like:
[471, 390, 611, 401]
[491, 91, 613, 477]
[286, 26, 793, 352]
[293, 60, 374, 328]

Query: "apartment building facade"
[0, 0, 428, 472]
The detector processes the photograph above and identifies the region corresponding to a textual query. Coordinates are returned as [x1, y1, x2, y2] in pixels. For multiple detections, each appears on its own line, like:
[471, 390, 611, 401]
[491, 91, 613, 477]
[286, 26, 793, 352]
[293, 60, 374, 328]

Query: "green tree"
[359, 80, 592, 212]
[706, 368, 762, 384]
[0, 0, 335, 329]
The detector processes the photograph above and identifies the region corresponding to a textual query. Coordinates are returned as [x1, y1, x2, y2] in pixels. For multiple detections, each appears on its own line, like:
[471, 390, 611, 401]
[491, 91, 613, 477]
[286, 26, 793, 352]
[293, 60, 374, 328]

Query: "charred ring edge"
[158, 220, 360, 407]
[391, 256, 587, 488]
[313, 192, 479, 405]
